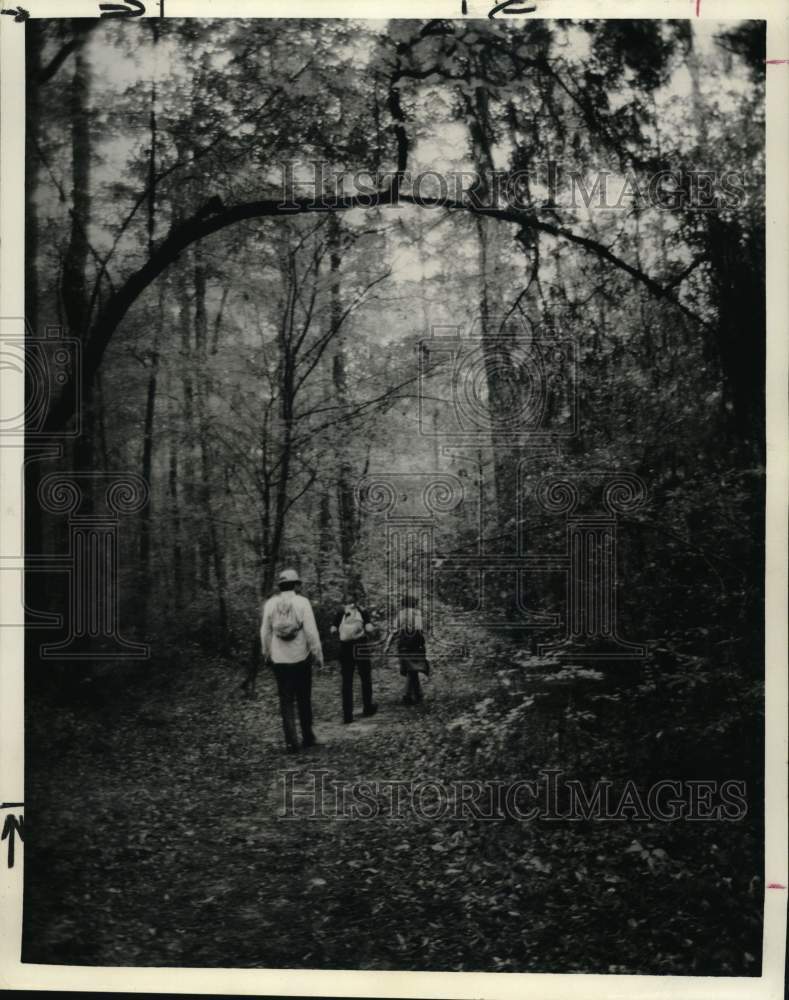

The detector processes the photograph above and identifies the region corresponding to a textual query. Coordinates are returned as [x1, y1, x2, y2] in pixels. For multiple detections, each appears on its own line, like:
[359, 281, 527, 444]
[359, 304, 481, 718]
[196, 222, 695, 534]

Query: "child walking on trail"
[385, 595, 430, 705]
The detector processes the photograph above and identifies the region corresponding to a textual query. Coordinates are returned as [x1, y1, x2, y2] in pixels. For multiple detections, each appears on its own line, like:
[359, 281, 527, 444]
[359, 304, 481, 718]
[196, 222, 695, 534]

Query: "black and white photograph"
[0, 1, 786, 995]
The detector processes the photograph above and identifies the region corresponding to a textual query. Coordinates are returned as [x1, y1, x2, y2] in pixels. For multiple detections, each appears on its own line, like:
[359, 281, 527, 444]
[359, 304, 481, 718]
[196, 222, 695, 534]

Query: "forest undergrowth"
[24, 617, 763, 975]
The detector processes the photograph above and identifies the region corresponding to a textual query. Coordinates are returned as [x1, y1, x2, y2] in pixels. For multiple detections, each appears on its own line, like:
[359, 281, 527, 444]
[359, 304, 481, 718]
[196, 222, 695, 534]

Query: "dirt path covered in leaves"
[24, 642, 763, 974]
[25, 657, 484, 969]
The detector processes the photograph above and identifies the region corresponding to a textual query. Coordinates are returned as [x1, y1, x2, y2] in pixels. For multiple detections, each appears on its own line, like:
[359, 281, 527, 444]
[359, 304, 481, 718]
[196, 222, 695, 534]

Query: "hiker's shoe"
[343, 717, 353, 725]
[402, 695, 414, 706]
[302, 738, 320, 750]
[362, 704, 378, 717]
[285, 745, 299, 754]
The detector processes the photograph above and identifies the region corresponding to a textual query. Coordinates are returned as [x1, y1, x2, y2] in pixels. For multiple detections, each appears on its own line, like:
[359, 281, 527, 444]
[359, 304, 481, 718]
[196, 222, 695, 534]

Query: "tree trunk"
[265, 368, 294, 598]
[176, 257, 197, 600]
[465, 70, 521, 556]
[684, 23, 709, 151]
[138, 313, 161, 630]
[194, 249, 229, 649]
[315, 485, 333, 603]
[475, 215, 518, 554]
[416, 220, 442, 470]
[328, 214, 362, 597]
[61, 38, 94, 476]
[168, 371, 183, 613]
[138, 80, 162, 633]
[262, 254, 299, 597]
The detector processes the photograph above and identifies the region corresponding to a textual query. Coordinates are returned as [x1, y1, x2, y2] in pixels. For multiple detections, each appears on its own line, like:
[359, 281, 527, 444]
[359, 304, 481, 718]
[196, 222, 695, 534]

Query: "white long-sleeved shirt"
[260, 591, 323, 665]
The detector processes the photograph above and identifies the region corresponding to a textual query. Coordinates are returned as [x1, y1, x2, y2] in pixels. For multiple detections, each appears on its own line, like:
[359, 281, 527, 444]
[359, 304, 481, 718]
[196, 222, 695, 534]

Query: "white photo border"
[1, 1, 786, 996]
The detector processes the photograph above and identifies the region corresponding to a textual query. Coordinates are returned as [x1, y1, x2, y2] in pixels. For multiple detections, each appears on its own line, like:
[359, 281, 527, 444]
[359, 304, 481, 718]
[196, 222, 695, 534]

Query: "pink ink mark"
[695, 0, 701, 16]
[765, 59, 789, 65]
[767, 883, 786, 889]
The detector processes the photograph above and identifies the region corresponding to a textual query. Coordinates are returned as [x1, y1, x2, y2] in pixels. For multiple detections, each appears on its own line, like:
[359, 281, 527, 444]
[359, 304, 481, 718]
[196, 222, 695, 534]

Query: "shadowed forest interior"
[22, 17, 765, 974]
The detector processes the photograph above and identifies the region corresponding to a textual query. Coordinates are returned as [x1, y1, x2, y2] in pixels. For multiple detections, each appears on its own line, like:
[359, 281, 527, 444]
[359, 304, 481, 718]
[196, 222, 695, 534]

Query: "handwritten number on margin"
[99, 0, 146, 18]
[488, 0, 538, 17]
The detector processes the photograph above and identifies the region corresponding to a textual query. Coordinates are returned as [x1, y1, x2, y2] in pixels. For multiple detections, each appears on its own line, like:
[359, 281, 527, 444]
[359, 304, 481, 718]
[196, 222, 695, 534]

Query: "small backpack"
[339, 605, 365, 642]
[396, 608, 425, 654]
[272, 597, 303, 641]
[397, 628, 425, 655]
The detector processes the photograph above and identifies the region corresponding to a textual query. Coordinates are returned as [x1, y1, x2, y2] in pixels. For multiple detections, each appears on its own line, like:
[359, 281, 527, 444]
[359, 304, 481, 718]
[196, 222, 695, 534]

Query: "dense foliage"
[24, 17, 765, 975]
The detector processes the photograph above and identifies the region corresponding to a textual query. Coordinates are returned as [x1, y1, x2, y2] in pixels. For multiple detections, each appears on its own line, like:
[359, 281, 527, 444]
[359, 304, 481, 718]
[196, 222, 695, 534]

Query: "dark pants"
[339, 642, 373, 722]
[404, 668, 422, 703]
[272, 659, 315, 749]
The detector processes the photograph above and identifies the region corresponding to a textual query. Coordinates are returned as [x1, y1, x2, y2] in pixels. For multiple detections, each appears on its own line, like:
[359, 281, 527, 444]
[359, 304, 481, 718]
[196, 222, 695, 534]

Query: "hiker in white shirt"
[260, 568, 324, 752]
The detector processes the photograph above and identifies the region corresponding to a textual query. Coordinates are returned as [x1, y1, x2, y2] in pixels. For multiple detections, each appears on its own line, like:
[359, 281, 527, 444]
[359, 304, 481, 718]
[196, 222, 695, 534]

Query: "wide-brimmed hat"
[278, 568, 301, 585]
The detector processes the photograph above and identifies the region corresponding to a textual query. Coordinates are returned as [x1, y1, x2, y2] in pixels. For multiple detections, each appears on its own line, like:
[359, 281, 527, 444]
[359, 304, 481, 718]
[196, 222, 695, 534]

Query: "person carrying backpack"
[260, 568, 324, 752]
[384, 595, 430, 705]
[330, 592, 377, 724]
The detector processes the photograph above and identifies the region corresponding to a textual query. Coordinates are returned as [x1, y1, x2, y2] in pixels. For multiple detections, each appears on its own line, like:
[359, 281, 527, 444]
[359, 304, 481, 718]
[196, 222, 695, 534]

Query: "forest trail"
[25, 644, 510, 969]
[244, 656, 476, 824]
[24, 639, 762, 974]
[22, 13, 767, 979]
[247, 657, 453, 745]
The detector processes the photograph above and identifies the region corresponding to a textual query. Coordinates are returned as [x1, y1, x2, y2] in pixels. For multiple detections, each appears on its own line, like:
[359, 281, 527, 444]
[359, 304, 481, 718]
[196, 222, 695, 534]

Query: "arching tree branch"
[44, 187, 706, 432]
